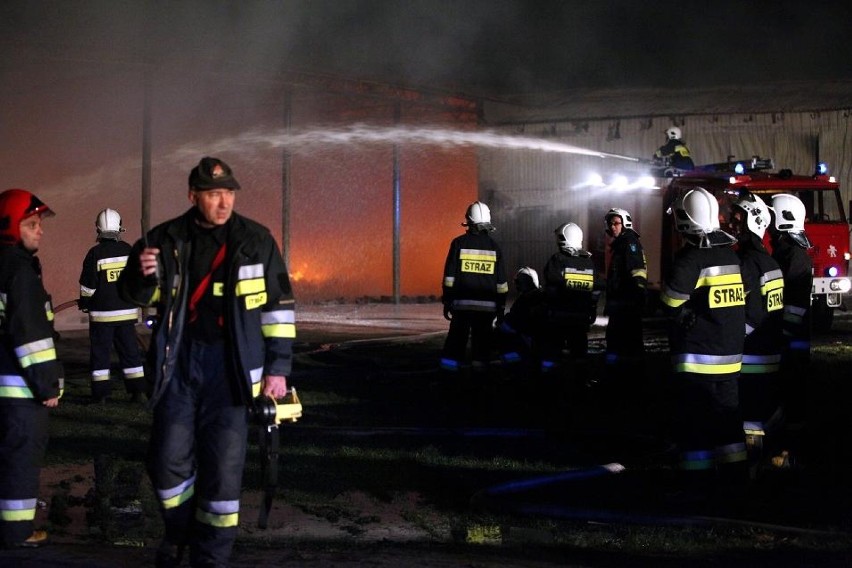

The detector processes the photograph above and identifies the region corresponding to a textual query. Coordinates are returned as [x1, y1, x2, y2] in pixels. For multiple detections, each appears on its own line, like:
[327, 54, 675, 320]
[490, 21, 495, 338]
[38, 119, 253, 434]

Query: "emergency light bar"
[734, 157, 774, 173]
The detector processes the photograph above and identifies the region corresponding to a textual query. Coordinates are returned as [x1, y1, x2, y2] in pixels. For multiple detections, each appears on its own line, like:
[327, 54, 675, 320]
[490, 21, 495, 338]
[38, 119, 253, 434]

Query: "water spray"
[175, 124, 644, 162]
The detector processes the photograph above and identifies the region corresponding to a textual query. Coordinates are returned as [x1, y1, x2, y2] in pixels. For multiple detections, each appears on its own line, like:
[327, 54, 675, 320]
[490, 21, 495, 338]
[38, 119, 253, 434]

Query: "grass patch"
[46, 322, 852, 563]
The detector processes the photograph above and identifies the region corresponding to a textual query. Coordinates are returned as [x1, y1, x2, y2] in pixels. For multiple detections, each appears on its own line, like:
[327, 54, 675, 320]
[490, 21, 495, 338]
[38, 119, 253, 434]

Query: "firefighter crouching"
[768, 193, 813, 425]
[440, 201, 509, 375]
[540, 223, 600, 375]
[0, 189, 63, 549]
[78, 208, 145, 403]
[660, 187, 748, 497]
[731, 192, 785, 467]
[496, 267, 545, 373]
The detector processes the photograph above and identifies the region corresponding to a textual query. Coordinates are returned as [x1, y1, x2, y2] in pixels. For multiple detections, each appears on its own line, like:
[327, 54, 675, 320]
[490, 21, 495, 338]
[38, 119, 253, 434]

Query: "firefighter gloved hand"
[443, 304, 453, 321]
[494, 309, 505, 327]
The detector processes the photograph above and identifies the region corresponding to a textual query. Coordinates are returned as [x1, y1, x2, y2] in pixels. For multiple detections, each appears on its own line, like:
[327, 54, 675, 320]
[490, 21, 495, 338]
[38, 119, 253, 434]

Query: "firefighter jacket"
[770, 235, 812, 346]
[605, 229, 647, 313]
[660, 243, 745, 380]
[654, 139, 695, 170]
[78, 237, 140, 325]
[0, 245, 64, 402]
[502, 287, 545, 337]
[542, 249, 599, 326]
[117, 209, 296, 408]
[737, 234, 785, 373]
[442, 230, 509, 314]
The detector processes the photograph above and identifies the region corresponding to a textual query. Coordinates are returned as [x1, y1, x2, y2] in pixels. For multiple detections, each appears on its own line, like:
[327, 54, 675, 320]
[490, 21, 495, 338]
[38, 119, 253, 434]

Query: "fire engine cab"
[657, 157, 852, 331]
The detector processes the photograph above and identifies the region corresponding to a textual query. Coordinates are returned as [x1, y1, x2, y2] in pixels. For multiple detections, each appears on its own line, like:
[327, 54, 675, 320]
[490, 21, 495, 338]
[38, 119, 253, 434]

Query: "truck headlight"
[830, 279, 852, 292]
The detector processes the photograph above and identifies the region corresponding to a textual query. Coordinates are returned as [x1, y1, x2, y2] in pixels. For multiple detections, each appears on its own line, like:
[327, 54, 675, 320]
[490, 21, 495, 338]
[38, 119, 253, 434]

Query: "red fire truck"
[656, 157, 852, 330]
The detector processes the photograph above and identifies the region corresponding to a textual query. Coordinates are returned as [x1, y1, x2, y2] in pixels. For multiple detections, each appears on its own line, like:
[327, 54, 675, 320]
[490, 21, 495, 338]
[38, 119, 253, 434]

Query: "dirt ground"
[3, 306, 852, 567]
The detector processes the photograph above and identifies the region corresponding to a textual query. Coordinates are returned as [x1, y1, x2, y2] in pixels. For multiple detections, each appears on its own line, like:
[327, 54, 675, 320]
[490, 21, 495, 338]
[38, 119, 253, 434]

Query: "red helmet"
[0, 189, 55, 245]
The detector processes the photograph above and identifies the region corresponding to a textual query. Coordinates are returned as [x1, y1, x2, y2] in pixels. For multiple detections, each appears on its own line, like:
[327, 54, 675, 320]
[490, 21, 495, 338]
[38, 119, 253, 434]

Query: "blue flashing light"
[827, 266, 839, 278]
[817, 162, 829, 175]
[734, 163, 745, 175]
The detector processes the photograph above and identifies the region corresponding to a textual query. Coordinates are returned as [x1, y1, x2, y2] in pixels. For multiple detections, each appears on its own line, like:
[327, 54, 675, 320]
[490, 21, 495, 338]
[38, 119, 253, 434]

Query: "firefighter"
[603, 208, 647, 371]
[78, 208, 145, 403]
[653, 126, 695, 171]
[496, 267, 545, 372]
[730, 192, 785, 465]
[768, 193, 813, 424]
[0, 189, 63, 549]
[440, 201, 509, 374]
[660, 187, 747, 497]
[117, 157, 296, 567]
[540, 223, 599, 374]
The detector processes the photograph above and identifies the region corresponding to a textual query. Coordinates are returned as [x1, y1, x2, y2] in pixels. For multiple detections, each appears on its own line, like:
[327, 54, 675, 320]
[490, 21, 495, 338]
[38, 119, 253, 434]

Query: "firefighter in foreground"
[0, 189, 63, 549]
[602, 208, 647, 372]
[660, 187, 748, 498]
[118, 157, 296, 567]
[730, 192, 785, 467]
[653, 126, 695, 172]
[440, 201, 508, 374]
[78, 208, 145, 403]
[540, 223, 599, 375]
[496, 267, 544, 373]
[768, 193, 813, 424]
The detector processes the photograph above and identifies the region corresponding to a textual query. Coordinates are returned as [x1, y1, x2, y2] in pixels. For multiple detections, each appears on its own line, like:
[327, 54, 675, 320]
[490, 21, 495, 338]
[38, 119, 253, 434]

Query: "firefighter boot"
[16, 530, 48, 548]
[155, 539, 185, 568]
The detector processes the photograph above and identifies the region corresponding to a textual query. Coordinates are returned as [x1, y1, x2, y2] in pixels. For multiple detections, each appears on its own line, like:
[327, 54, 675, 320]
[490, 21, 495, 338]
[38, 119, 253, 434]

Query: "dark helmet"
[0, 189, 55, 245]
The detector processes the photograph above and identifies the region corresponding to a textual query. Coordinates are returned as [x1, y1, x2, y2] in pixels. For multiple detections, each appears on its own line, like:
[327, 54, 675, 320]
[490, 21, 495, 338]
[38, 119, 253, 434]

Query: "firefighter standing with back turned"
[118, 157, 296, 567]
[540, 223, 599, 375]
[440, 201, 509, 375]
[0, 189, 63, 549]
[78, 208, 145, 403]
[730, 192, 785, 467]
[768, 193, 813, 425]
[660, 187, 748, 500]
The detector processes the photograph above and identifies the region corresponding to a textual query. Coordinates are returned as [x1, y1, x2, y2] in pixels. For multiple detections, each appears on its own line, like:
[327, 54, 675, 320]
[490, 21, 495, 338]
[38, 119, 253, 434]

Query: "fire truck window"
[798, 191, 815, 221]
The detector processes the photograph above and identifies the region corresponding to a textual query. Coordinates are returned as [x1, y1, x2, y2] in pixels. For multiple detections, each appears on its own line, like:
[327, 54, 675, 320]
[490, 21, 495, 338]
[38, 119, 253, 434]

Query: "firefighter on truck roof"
[440, 201, 508, 374]
[653, 126, 695, 172]
[660, 187, 748, 497]
[730, 192, 785, 467]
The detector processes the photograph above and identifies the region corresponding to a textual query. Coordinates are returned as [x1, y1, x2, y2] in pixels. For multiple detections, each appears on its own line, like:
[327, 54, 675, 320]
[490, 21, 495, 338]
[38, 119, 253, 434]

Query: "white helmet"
[671, 187, 736, 247]
[555, 222, 583, 252]
[462, 201, 491, 226]
[673, 187, 718, 234]
[604, 207, 633, 232]
[96, 208, 125, 235]
[515, 267, 540, 290]
[733, 192, 771, 239]
[666, 126, 682, 140]
[771, 193, 811, 248]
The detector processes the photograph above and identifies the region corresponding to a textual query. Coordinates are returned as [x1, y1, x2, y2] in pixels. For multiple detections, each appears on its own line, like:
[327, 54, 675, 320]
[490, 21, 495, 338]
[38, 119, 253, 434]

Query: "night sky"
[2, 1, 851, 97]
